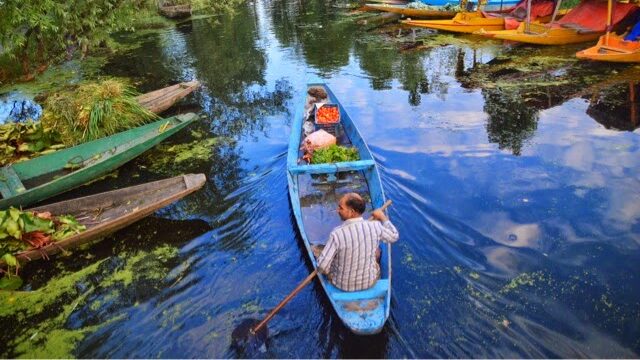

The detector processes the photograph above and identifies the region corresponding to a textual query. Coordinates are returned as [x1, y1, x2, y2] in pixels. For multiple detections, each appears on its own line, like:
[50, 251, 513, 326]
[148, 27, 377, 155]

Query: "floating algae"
[0, 244, 180, 358]
[499, 271, 548, 295]
[143, 135, 230, 176]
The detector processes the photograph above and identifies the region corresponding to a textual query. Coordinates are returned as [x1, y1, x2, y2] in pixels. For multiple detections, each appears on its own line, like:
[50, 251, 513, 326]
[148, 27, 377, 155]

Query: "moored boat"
[577, 0, 640, 62]
[0, 174, 206, 267]
[158, 4, 192, 19]
[287, 82, 392, 335]
[577, 33, 640, 62]
[137, 81, 200, 114]
[401, 0, 562, 34]
[476, 0, 638, 45]
[0, 113, 199, 209]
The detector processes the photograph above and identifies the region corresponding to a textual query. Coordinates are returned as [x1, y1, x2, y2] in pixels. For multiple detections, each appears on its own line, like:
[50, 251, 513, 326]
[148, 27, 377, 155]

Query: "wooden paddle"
[250, 199, 393, 335]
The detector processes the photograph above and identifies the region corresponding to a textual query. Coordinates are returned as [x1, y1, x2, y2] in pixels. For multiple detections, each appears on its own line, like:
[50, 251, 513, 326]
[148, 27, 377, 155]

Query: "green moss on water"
[499, 271, 547, 294]
[144, 136, 229, 175]
[1, 244, 180, 358]
[103, 245, 179, 287]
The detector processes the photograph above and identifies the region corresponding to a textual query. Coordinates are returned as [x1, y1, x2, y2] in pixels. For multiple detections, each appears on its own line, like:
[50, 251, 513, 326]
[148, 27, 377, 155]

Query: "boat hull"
[1, 174, 206, 266]
[0, 114, 198, 209]
[577, 34, 640, 63]
[477, 23, 602, 45]
[402, 10, 565, 33]
[287, 82, 391, 335]
[402, 12, 506, 33]
[137, 81, 200, 114]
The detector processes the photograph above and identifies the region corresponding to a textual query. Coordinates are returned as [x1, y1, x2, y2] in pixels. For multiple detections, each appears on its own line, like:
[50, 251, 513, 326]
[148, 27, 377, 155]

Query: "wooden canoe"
[476, 22, 603, 45]
[0, 174, 206, 267]
[364, 3, 457, 19]
[401, 9, 568, 33]
[287, 81, 391, 335]
[576, 33, 640, 63]
[0, 113, 198, 209]
[159, 4, 192, 19]
[137, 81, 200, 114]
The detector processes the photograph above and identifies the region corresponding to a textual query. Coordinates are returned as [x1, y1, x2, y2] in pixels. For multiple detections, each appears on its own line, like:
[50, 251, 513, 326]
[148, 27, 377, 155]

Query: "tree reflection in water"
[484, 88, 539, 156]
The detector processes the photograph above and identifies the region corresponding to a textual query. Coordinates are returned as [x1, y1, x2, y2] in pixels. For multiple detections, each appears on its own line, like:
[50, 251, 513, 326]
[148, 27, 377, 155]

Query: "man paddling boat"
[313, 193, 399, 292]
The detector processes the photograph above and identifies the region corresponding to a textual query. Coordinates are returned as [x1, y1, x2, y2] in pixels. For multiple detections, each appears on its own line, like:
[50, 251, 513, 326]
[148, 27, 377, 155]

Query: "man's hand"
[371, 209, 388, 222]
[312, 245, 324, 258]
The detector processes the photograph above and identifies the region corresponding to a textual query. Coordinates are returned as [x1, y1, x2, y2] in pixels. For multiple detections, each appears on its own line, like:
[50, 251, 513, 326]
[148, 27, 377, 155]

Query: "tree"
[0, 0, 149, 79]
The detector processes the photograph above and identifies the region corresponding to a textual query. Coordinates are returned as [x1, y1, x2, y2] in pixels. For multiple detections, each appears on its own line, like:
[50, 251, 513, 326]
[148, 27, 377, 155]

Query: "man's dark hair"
[345, 194, 366, 214]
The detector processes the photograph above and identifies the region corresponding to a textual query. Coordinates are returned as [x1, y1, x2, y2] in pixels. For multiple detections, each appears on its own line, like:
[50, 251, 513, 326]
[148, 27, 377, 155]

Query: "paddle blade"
[230, 319, 269, 356]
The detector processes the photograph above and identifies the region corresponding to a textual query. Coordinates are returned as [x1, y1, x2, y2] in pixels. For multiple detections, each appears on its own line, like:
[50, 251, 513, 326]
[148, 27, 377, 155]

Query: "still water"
[3, 0, 640, 358]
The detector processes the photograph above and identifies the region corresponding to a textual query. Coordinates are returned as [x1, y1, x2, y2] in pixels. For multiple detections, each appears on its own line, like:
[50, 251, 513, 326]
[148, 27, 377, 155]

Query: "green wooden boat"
[0, 113, 198, 209]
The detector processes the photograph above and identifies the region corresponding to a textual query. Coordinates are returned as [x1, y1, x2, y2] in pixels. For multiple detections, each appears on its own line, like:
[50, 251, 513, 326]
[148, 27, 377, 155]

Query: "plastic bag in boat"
[302, 129, 336, 152]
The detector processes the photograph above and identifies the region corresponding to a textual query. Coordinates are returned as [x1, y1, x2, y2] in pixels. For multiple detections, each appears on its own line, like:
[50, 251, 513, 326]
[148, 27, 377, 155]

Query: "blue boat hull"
[286, 82, 391, 335]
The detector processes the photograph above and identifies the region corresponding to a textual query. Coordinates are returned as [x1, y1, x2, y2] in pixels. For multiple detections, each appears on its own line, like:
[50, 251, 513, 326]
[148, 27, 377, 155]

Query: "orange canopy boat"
[576, 0, 640, 62]
[401, 0, 558, 34]
[476, 0, 638, 45]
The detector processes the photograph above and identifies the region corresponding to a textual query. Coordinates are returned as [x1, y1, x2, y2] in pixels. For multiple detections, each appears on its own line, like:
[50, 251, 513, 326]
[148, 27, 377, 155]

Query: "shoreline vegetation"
[0, 0, 244, 85]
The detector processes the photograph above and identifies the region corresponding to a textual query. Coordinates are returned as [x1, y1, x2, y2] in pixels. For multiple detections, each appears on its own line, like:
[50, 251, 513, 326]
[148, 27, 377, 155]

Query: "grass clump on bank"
[41, 79, 157, 145]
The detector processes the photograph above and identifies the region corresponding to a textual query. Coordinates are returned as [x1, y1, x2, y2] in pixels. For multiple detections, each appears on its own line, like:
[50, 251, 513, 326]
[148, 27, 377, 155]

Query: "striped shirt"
[317, 217, 399, 292]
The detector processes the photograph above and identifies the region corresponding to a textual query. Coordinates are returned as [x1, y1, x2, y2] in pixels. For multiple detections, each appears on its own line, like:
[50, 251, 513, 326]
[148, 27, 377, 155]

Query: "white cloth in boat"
[317, 217, 399, 292]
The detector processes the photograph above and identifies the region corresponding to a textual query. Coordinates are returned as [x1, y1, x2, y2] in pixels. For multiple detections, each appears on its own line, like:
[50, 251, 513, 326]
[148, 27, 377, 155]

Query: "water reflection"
[484, 88, 539, 156]
[4, 0, 640, 358]
[0, 93, 42, 123]
[587, 81, 640, 131]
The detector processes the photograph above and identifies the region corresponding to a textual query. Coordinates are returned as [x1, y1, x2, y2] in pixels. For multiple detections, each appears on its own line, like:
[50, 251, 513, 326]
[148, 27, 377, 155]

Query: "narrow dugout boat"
[577, 0, 640, 62]
[0, 113, 198, 209]
[158, 4, 192, 19]
[287, 82, 391, 335]
[476, 0, 638, 45]
[137, 81, 200, 114]
[401, 0, 562, 34]
[0, 174, 206, 267]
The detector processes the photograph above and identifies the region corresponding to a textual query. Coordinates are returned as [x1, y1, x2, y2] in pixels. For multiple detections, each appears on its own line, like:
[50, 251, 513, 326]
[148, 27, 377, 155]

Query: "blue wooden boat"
[286, 82, 391, 335]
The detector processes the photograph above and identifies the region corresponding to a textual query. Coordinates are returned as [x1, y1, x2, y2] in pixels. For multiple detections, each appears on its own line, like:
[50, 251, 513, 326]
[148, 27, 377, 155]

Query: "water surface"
[3, 1, 640, 358]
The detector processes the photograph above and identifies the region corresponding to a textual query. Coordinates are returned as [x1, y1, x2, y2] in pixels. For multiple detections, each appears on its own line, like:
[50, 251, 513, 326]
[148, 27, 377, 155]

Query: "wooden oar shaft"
[369, 200, 392, 219]
[251, 269, 318, 334]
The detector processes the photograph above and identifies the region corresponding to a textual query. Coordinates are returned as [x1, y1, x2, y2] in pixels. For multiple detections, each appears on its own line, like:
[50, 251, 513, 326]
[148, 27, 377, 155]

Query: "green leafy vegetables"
[0, 121, 65, 166]
[311, 145, 360, 164]
[41, 79, 157, 145]
[0, 207, 86, 268]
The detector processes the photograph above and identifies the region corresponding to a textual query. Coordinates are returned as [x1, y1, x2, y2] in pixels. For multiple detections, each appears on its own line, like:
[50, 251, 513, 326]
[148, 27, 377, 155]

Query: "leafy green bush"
[311, 145, 359, 164]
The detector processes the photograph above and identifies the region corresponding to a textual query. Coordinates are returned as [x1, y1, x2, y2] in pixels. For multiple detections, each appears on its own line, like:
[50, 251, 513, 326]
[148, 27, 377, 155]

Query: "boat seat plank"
[327, 279, 389, 301]
[289, 159, 375, 175]
[0, 166, 26, 198]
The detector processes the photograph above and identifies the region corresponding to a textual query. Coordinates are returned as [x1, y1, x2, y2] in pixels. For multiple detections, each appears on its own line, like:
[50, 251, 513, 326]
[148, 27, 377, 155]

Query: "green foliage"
[0, 207, 86, 257]
[560, 0, 580, 9]
[191, 0, 246, 15]
[0, 121, 65, 166]
[311, 145, 360, 164]
[0, 0, 156, 78]
[41, 79, 157, 145]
